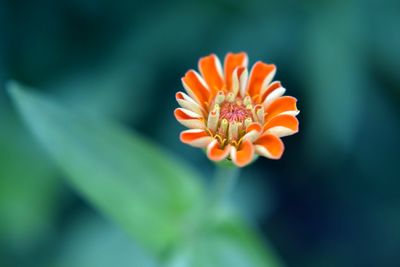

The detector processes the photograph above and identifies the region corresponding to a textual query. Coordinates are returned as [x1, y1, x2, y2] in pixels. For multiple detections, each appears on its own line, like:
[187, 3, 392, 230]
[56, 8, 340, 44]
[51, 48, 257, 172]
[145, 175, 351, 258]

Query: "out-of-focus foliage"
[9, 84, 283, 267]
[166, 218, 282, 267]
[0, 108, 58, 251]
[8, 83, 204, 254]
[1, 0, 400, 266]
[51, 211, 159, 267]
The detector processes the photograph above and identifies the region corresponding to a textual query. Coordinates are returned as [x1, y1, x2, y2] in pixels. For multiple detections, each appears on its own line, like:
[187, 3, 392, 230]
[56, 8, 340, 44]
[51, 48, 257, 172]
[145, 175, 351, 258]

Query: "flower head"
[174, 52, 299, 167]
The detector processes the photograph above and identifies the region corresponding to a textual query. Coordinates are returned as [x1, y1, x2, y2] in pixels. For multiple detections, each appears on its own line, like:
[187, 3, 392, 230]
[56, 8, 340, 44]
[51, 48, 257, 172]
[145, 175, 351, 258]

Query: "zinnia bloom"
[174, 52, 299, 167]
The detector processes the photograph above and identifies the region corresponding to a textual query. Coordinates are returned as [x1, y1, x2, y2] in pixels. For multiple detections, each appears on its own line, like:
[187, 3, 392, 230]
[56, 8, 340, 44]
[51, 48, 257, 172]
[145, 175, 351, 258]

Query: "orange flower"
[174, 52, 299, 167]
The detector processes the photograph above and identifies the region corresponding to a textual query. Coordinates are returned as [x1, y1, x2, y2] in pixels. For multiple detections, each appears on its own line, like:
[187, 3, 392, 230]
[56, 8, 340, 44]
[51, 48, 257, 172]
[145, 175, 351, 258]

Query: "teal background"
[1, 0, 400, 266]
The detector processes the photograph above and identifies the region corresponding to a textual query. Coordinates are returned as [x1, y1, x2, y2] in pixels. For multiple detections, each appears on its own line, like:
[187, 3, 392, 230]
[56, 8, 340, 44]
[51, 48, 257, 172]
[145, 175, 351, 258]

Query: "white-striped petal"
[263, 87, 286, 108]
[255, 145, 275, 159]
[174, 108, 206, 129]
[176, 92, 205, 116]
[231, 68, 240, 97]
[259, 68, 277, 96]
[279, 110, 300, 116]
[181, 70, 210, 104]
[265, 126, 297, 137]
[180, 129, 213, 148]
[239, 68, 249, 97]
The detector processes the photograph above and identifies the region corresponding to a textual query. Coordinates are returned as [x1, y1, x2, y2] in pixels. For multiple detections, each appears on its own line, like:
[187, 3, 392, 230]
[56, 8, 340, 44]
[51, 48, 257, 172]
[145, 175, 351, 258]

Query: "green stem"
[211, 166, 240, 211]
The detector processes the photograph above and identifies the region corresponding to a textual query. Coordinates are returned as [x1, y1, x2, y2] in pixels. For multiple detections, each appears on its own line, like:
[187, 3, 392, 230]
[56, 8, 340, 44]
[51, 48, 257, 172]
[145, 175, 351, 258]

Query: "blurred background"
[1, 0, 400, 266]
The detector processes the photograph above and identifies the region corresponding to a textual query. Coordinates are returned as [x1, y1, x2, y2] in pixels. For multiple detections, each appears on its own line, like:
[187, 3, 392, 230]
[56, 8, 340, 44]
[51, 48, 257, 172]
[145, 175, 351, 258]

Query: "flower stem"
[211, 165, 240, 211]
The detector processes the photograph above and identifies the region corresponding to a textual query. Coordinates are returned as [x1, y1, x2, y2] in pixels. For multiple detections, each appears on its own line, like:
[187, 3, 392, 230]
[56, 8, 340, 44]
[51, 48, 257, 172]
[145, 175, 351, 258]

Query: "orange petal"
[230, 139, 255, 167]
[246, 122, 263, 133]
[180, 129, 213, 148]
[232, 66, 247, 96]
[264, 96, 299, 121]
[231, 67, 249, 97]
[207, 139, 231, 161]
[224, 52, 248, 92]
[174, 108, 205, 129]
[260, 81, 286, 106]
[254, 134, 284, 159]
[247, 61, 276, 97]
[181, 70, 210, 107]
[263, 114, 299, 137]
[261, 81, 281, 101]
[198, 54, 224, 96]
[243, 122, 262, 142]
[175, 92, 205, 116]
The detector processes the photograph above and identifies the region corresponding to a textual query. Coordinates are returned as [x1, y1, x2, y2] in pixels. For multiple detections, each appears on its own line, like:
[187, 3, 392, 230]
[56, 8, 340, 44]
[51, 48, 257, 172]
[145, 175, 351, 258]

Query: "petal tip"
[230, 140, 255, 167]
[207, 140, 230, 162]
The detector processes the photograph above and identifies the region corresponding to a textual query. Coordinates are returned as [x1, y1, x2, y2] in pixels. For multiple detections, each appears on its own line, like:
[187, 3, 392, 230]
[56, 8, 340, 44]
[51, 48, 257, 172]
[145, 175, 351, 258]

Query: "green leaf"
[52, 212, 160, 267]
[8, 82, 205, 254]
[0, 109, 58, 250]
[167, 217, 283, 267]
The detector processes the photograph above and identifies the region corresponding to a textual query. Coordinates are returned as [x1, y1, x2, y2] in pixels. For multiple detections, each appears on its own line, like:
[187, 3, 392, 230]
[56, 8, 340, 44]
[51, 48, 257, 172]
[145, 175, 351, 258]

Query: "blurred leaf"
[52, 211, 159, 267]
[0, 108, 58, 251]
[8, 82, 205, 254]
[167, 217, 283, 267]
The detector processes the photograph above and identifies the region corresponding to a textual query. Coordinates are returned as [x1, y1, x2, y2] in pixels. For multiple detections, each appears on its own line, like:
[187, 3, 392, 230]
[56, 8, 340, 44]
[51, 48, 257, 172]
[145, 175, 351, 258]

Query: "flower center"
[206, 90, 265, 146]
[220, 101, 252, 123]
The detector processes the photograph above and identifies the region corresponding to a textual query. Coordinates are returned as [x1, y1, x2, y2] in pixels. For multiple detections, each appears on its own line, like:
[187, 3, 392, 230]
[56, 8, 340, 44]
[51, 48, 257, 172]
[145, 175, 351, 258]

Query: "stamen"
[215, 90, 225, 104]
[207, 105, 220, 132]
[243, 96, 252, 106]
[228, 121, 239, 141]
[218, 118, 228, 137]
[244, 117, 252, 128]
[237, 122, 245, 137]
[226, 92, 235, 102]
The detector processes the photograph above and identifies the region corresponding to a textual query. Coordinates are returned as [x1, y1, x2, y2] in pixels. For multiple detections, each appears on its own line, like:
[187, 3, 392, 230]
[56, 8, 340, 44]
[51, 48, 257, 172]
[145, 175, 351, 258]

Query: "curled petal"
[198, 54, 224, 95]
[224, 52, 248, 92]
[175, 92, 205, 116]
[230, 139, 255, 167]
[181, 70, 210, 106]
[239, 68, 249, 97]
[174, 108, 205, 129]
[254, 134, 284, 159]
[247, 61, 276, 97]
[180, 129, 213, 148]
[263, 114, 299, 137]
[207, 139, 231, 162]
[264, 96, 299, 121]
[243, 122, 262, 142]
[261, 81, 286, 107]
[231, 66, 247, 97]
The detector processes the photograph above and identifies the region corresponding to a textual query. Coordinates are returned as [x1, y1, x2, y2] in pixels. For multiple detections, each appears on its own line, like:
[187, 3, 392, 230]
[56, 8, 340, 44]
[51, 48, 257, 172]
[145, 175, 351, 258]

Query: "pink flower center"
[220, 101, 252, 123]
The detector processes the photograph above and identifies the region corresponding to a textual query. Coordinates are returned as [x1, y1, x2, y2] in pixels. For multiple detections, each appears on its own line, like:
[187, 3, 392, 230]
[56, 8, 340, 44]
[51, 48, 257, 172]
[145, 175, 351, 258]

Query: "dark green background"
[1, 0, 400, 266]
